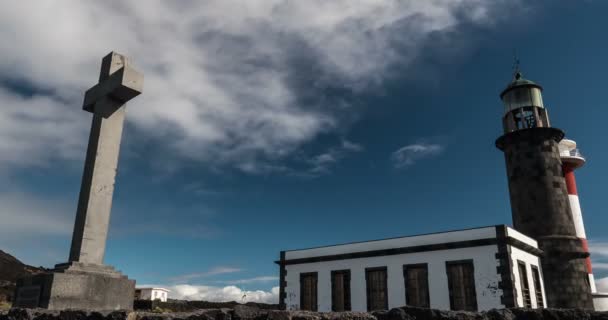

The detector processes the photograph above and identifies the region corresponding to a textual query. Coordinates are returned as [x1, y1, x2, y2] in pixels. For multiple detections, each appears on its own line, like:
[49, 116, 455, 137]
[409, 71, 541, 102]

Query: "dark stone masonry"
[496, 127, 594, 309]
[3, 306, 608, 320]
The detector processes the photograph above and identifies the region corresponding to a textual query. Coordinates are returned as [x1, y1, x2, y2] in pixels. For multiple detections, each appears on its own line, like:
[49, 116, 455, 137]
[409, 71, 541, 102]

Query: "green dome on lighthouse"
[500, 71, 543, 99]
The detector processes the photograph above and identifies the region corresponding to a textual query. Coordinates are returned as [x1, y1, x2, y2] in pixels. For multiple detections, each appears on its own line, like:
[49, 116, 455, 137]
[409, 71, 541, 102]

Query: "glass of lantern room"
[500, 74, 550, 133]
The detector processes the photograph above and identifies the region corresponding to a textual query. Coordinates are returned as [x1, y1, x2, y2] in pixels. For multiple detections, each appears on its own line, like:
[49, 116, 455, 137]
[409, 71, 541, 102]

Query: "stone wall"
[496, 127, 594, 309]
[3, 306, 608, 320]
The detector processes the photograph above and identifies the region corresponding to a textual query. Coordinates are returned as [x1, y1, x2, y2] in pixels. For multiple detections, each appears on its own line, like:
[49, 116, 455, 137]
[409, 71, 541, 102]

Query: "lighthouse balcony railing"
[560, 149, 584, 159]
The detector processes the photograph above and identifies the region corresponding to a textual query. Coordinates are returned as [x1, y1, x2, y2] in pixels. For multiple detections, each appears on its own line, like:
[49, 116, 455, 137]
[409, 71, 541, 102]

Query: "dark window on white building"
[366, 267, 388, 311]
[446, 260, 478, 311]
[300, 272, 318, 311]
[331, 270, 351, 311]
[404, 264, 430, 308]
[518, 261, 532, 308]
[531, 266, 544, 308]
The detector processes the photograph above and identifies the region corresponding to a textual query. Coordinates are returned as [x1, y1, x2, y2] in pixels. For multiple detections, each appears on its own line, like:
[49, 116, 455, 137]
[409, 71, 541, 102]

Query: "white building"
[135, 287, 170, 302]
[277, 225, 546, 312]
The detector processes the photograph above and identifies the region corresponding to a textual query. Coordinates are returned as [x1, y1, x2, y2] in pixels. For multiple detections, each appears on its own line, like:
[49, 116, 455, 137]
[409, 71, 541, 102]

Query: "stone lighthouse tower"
[496, 71, 594, 309]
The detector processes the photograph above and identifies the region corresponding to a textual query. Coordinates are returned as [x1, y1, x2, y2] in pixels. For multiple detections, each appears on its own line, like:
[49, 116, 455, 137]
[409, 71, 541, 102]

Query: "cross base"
[13, 262, 135, 311]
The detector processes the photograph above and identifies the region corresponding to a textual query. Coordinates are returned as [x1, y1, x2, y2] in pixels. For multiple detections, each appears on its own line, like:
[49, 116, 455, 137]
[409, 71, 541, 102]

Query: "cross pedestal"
[13, 52, 143, 311]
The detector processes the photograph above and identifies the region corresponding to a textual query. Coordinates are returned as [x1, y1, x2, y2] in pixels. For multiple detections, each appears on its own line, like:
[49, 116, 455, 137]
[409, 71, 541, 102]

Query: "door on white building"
[331, 270, 351, 311]
[300, 272, 318, 311]
[446, 260, 478, 311]
[517, 261, 532, 308]
[366, 267, 388, 311]
[404, 264, 430, 308]
[531, 266, 544, 308]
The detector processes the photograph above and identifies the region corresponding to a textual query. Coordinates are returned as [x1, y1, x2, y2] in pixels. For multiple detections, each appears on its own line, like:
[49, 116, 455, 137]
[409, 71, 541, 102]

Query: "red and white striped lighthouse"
[558, 138, 596, 293]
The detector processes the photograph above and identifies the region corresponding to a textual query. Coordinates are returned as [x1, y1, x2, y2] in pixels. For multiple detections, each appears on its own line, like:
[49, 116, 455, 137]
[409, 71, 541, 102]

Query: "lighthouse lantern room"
[500, 72, 550, 132]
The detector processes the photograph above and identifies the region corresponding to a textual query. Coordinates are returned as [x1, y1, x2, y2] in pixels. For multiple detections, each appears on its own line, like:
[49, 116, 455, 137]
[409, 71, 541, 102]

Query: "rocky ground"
[2, 305, 608, 320]
[135, 300, 279, 312]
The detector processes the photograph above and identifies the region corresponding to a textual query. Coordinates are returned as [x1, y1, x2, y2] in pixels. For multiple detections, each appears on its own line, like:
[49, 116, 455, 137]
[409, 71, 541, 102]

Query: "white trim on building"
[594, 293, 608, 311]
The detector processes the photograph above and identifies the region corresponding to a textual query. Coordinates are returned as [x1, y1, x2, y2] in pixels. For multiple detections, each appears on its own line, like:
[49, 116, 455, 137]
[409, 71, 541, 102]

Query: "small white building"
[277, 225, 546, 312]
[135, 287, 170, 302]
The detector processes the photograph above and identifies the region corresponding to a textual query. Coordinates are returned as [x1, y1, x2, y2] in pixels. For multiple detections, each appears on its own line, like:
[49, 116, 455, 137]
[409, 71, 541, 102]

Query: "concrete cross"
[68, 52, 143, 265]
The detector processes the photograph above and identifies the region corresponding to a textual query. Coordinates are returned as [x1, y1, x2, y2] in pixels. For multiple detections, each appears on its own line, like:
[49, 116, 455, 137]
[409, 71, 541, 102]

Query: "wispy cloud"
[590, 240, 608, 291]
[391, 142, 444, 168]
[218, 276, 279, 285]
[589, 240, 608, 273]
[590, 241, 608, 258]
[235, 163, 291, 176]
[593, 263, 608, 270]
[168, 267, 243, 283]
[0, 1, 525, 174]
[233, 139, 364, 178]
[182, 182, 227, 197]
[306, 140, 364, 176]
[341, 140, 364, 153]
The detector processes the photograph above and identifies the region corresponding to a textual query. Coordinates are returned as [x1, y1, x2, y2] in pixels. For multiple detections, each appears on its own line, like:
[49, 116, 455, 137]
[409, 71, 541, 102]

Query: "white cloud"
[589, 240, 608, 291]
[0, 1, 522, 173]
[232, 139, 363, 177]
[391, 142, 444, 168]
[168, 284, 279, 304]
[0, 87, 88, 170]
[168, 267, 243, 283]
[143, 274, 279, 303]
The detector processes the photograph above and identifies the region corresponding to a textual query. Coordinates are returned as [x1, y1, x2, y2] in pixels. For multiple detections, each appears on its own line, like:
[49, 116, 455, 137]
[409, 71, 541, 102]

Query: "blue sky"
[1, 1, 608, 302]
